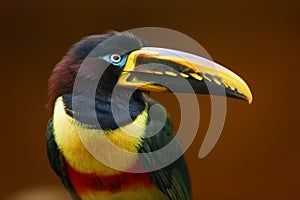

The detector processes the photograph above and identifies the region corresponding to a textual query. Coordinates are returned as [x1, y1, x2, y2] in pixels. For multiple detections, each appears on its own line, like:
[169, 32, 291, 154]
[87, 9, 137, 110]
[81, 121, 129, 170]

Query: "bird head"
[48, 31, 252, 108]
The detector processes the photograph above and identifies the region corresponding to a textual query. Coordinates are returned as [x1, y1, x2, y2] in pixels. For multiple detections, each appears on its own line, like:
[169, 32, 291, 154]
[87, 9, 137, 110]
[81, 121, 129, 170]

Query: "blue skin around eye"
[101, 54, 128, 67]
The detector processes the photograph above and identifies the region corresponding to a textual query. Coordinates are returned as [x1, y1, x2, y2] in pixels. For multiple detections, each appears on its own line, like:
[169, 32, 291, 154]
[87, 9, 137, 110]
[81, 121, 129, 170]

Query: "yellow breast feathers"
[52, 97, 148, 176]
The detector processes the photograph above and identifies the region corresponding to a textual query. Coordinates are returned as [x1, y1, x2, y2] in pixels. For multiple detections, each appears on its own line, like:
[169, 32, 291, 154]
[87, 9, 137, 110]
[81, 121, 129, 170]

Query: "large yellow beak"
[118, 47, 253, 103]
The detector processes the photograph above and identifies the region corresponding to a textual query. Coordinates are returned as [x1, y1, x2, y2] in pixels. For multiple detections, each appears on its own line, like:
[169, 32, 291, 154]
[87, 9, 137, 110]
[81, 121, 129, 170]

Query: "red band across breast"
[66, 161, 155, 195]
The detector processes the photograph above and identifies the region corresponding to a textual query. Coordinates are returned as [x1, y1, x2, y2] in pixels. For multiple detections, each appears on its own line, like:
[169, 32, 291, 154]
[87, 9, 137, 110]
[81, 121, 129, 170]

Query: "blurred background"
[0, 0, 299, 199]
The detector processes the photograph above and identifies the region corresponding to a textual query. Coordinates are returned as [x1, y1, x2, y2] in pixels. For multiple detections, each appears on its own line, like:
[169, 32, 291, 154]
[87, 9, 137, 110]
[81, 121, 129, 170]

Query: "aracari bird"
[46, 31, 252, 200]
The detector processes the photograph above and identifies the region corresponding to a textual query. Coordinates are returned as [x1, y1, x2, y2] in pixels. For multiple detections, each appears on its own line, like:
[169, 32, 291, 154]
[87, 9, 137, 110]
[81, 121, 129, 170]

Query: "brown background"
[1, 0, 299, 199]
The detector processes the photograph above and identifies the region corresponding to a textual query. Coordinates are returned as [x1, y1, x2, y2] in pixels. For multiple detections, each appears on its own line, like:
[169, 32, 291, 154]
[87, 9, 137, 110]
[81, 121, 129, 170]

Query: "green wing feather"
[138, 96, 191, 200]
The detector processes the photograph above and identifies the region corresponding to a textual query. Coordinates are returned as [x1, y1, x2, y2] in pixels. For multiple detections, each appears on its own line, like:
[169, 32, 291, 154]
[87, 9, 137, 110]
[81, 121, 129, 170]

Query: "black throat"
[62, 89, 146, 130]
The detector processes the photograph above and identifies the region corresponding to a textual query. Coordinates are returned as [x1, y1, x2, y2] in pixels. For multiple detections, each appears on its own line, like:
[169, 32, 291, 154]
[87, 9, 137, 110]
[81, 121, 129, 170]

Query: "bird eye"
[110, 54, 122, 63]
